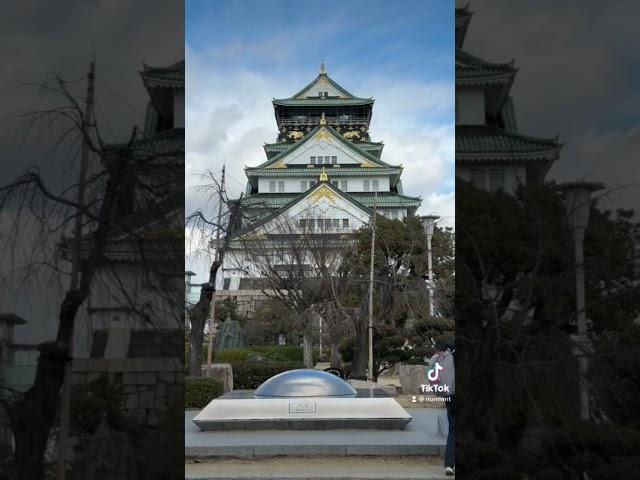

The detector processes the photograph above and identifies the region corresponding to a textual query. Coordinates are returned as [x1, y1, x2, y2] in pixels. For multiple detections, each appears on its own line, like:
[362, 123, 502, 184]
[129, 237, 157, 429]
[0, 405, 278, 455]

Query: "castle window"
[324, 219, 332, 230]
[310, 156, 316, 164]
[331, 156, 337, 164]
[308, 219, 315, 229]
[363, 180, 370, 192]
[372, 180, 379, 191]
[340, 180, 347, 191]
[301, 181, 307, 191]
[324, 156, 331, 164]
[342, 218, 349, 228]
[332, 219, 340, 229]
[299, 219, 306, 229]
[269, 181, 276, 193]
[277, 181, 285, 193]
[331, 180, 339, 187]
[310, 180, 316, 187]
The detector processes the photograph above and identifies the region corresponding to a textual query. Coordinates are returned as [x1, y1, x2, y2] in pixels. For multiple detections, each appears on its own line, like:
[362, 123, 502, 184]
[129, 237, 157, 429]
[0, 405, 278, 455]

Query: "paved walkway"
[185, 408, 446, 458]
[185, 456, 451, 479]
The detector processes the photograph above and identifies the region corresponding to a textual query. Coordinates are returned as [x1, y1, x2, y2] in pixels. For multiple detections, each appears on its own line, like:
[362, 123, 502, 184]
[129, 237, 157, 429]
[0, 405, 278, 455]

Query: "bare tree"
[232, 208, 358, 368]
[0, 73, 182, 479]
[185, 171, 241, 376]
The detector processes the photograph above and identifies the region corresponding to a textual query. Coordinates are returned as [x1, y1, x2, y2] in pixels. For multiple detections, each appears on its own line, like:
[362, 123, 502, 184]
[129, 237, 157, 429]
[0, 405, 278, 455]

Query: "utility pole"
[206, 162, 225, 372]
[367, 192, 377, 382]
[57, 60, 95, 480]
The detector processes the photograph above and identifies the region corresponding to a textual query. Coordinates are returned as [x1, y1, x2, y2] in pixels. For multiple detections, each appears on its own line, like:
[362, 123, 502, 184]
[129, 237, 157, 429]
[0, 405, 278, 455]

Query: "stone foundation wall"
[72, 358, 184, 426]
[69, 358, 184, 477]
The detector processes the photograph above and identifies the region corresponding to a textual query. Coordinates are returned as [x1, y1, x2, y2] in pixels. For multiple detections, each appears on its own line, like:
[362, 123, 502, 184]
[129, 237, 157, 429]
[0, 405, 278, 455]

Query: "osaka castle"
[220, 63, 422, 292]
[455, 5, 561, 193]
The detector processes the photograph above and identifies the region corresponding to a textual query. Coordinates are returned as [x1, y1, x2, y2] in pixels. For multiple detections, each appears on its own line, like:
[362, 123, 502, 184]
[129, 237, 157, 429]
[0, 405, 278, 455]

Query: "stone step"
[185, 409, 446, 459]
[185, 457, 452, 480]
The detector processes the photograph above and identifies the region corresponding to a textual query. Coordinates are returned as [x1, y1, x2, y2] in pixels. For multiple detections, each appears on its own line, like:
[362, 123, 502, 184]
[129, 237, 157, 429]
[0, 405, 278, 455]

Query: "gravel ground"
[185, 456, 450, 479]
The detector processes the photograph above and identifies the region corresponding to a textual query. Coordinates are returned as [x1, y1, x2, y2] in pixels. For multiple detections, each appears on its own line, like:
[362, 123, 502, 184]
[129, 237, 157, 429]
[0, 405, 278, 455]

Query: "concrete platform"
[193, 389, 411, 431]
[185, 408, 446, 459]
[186, 456, 451, 479]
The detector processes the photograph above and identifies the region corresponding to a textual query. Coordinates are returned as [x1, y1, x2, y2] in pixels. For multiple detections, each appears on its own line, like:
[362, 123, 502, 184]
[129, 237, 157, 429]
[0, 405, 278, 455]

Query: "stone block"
[398, 365, 428, 395]
[156, 382, 167, 397]
[155, 396, 167, 410]
[140, 390, 155, 409]
[201, 363, 233, 393]
[168, 384, 184, 400]
[124, 393, 138, 410]
[136, 373, 156, 385]
[147, 410, 159, 427]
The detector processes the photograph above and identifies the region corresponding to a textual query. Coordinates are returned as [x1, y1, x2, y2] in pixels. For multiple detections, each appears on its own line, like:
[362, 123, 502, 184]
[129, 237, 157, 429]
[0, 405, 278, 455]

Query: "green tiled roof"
[239, 191, 421, 210]
[263, 139, 383, 159]
[456, 125, 560, 161]
[106, 129, 184, 163]
[290, 72, 358, 99]
[263, 141, 292, 159]
[246, 166, 401, 177]
[273, 97, 374, 107]
[263, 142, 291, 152]
[140, 59, 184, 88]
[254, 126, 394, 169]
[456, 49, 516, 86]
[356, 141, 384, 158]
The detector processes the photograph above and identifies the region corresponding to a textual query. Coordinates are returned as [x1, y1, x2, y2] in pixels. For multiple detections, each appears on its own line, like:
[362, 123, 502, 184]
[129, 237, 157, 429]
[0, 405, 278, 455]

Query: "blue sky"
[185, 0, 455, 279]
[186, 0, 453, 88]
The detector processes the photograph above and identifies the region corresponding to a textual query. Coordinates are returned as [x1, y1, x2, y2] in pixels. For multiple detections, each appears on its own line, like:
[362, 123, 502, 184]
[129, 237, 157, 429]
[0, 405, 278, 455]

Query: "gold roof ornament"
[320, 111, 327, 126]
[319, 166, 328, 182]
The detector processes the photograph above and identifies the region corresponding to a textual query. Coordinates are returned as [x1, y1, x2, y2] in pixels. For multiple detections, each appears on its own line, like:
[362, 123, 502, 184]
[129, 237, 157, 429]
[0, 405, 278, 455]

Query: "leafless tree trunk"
[185, 184, 240, 376]
[3, 144, 130, 479]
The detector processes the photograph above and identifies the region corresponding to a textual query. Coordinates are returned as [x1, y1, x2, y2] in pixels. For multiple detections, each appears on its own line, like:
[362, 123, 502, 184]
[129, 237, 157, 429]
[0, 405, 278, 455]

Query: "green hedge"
[217, 346, 303, 363]
[185, 376, 224, 408]
[231, 361, 304, 389]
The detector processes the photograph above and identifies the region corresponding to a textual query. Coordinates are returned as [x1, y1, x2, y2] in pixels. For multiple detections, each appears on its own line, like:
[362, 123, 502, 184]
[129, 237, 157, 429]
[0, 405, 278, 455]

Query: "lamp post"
[558, 181, 604, 420]
[420, 215, 439, 317]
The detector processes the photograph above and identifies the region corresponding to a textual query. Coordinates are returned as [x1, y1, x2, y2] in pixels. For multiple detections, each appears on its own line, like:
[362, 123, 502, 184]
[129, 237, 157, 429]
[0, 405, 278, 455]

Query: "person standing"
[429, 341, 455, 476]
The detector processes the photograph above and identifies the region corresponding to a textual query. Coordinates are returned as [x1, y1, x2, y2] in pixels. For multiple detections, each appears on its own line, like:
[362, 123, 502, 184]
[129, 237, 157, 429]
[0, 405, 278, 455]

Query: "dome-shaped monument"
[254, 369, 357, 398]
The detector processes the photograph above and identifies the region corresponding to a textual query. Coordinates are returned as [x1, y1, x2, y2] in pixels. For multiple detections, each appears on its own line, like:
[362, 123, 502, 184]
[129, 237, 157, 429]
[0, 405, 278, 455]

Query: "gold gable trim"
[309, 184, 338, 203]
[315, 128, 331, 141]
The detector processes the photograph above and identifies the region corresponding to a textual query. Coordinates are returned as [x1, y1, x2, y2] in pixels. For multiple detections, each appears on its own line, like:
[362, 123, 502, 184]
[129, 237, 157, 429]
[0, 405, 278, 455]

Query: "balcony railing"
[278, 116, 369, 127]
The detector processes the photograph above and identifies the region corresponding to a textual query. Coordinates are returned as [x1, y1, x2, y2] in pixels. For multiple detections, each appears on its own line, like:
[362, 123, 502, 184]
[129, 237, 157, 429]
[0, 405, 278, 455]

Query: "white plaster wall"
[300, 80, 346, 98]
[73, 263, 183, 358]
[456, 165, 528, 193]
[283, 133, 373, 166]
[257, 176, 389, 193]
[456, 88, 485, 125]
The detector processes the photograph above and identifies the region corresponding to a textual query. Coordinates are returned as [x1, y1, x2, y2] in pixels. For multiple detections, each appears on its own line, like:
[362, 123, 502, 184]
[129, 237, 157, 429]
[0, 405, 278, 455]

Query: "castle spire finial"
[320, 111, 327, 126]
[320, 61, 326, 75]
[319, 166, 328, 182]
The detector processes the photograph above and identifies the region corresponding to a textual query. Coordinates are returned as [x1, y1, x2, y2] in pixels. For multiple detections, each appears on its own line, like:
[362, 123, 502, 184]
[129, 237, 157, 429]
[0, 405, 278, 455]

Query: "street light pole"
[559, 181, 604, 421]
[420, 215, 439, 317]
[367, 193, 377, 382]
